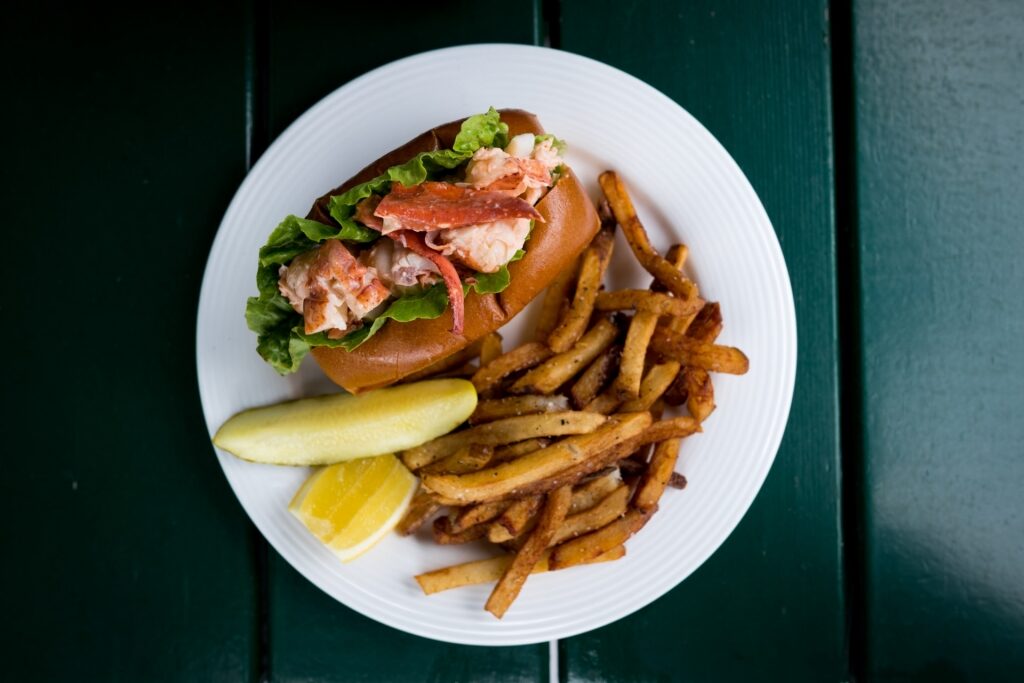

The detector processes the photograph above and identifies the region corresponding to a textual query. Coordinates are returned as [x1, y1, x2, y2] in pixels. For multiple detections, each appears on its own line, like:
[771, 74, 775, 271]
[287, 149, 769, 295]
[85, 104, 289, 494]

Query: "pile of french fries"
[396, 171, 749, 618]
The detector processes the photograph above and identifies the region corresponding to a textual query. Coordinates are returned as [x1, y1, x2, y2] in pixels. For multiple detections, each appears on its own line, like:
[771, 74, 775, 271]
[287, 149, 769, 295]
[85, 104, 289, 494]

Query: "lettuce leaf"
[247, 108, 519, 374]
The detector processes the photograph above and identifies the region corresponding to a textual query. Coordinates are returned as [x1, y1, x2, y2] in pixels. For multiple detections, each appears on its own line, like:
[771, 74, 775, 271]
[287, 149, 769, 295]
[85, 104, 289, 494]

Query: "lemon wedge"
[289, 454, 417, 562]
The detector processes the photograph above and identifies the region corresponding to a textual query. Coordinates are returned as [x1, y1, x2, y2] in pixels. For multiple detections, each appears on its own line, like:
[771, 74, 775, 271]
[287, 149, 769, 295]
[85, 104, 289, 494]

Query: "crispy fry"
[681, 366, 716, 422]
[524, 415, 700, 497]
[419, 444, 493, 476]
[633, 438, 683, 512]
[478, 332, 503, 367]
[396, 488, 441, 536]
[687, 302, 723, 343]
[415, 544, 625, 595]
[614, 311, 659, 400]
[549, 509, 648, 570]
[432, 516, 490, 545]
[487, 495, 543, 542]
[551, 484, 630, 545]
[471, 342, 553, 396]
[668, 472, 688, 489]
[417, 553, 519, 595]
[594, 289, 703, 318]
[512, 318, 619, 395]
[620, 361, 681, 412]
[658, 243, 699, 335]
[649, 327, 749, 374]
[490, 438, 552, 464]
[486, 485, 572, 618]
[599, 171, 698, 301]
[571, 345, 619, 409]
[583, 389, 621, 415]
[630, 415, 701, 444]
[569, 471, 621, 514]
[402, 411, 607, 470]
[661, 370, 689, 407]
[650, 243, 689, 294]
[423, 413, 652, 504]
[534, 256, 580, 341]
[403, 338, 485, 383]
[469, 395, 571, 425]
[450, 500, 512, 533]
[547, 223, 615, 353]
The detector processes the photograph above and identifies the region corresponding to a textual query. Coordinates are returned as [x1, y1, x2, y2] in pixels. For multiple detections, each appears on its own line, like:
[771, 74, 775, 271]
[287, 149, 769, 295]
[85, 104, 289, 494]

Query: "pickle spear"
[213, 379, 478, 466]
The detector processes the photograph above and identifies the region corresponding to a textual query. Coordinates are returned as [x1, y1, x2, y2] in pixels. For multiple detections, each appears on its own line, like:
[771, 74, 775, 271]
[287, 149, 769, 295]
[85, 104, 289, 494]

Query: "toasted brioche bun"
[309, 110, 599, 393]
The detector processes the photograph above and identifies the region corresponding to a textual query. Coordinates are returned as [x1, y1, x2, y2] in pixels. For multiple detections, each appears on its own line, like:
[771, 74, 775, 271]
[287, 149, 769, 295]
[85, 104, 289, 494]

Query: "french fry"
[403, 339, 485, 383]
[547, 223, 615, 353]
[396, 489, 441, 536]
[549, 509, 648, 570]
[422, 412, 652, 504]
[583, 389, 621, 415]
[469, 395, 571, 425]
[417, 554, 520, 595]
[402, 411, 607, 470]
[433, 516, 490, 545]
[571, 345, 620, 409]
[524, 415, 700, 497]
[486, 485, 572, 618]
[668, 472, 688, 489]
[419, 444, 493, 476]
[569, 471, 621, 514]
[487, 495, 543, 543]
[534, 257, 579, 341]
[620, 361, 682, 412]
[653, 243, 698, 336]
[415, 544, 625, 595]
[471, 342, 553, 396]
[512, 318, 619, 395]
[687, 302, 723, 343]
[598, 171, 698, 301]
[680, 302, 722, 421]
[490, 438, 552, 464]
[648, 327, 749, 375]
[478, 332, 504, 367]
[551, 484, 630, 545]
[594, 290, 703, 319]
[681, 367, 716, 422]
[633, 438, 683, 512]
[450, 500, 513, 533]
[614, 311, 659, 400]
[650, 243, 689, 294]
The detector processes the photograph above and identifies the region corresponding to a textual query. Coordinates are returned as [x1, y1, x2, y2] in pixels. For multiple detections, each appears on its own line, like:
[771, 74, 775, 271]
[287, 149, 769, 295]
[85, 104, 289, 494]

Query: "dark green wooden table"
[3, 1, 1021, 681]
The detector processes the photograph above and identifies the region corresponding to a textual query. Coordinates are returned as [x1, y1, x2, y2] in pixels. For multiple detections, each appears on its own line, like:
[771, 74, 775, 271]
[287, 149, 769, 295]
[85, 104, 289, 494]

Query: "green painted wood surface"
[852, 1, 1024, 680]
[261, 3, 549, 681]
[558, 1, 846, 680]
[6, 1, 1023, 681]
[0, 3, 258, 681]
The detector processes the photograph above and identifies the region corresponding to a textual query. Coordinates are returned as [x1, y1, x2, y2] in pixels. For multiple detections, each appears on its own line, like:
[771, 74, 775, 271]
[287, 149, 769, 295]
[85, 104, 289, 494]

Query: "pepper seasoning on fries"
[397, 170, 749, 616]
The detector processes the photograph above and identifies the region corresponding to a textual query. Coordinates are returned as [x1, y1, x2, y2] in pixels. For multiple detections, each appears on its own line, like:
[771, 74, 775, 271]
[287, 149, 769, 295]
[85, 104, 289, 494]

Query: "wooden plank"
[852, 0, 1024, 679]
[558, 1, 846, 680]
[262, 2, 550, 680]
[0, 3, 258, 681]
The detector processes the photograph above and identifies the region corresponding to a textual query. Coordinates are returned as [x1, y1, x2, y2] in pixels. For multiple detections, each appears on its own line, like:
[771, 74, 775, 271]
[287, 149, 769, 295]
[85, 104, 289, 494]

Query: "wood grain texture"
[853, 0, 1024, 679]
[558, 1, 845, 680]
[0, 3, 258, 681]
[262, 2, 550, 680]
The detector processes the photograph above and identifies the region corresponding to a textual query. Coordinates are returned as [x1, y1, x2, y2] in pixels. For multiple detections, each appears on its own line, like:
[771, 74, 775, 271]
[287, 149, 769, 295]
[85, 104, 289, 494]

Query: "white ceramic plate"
[196, 44, 796, 646]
